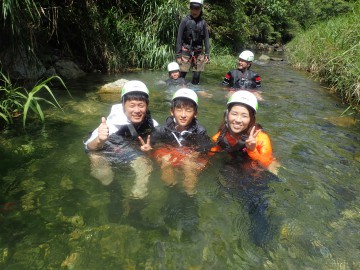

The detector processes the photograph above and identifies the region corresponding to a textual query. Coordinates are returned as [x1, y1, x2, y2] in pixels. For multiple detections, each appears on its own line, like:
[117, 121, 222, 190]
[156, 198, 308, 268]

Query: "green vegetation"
[0, 0, 359, 112]
[0, 72, 69, 128]
[286, 1, 360, 110]
[1, 0, 355, 71]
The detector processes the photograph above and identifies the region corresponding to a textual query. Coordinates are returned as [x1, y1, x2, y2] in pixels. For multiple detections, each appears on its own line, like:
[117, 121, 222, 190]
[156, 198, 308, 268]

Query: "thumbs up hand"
[98, 117, 109, 143]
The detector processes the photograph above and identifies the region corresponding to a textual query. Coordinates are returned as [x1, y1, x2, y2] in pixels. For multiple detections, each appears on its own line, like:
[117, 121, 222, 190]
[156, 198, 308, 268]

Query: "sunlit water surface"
[1, 55, 360, 269]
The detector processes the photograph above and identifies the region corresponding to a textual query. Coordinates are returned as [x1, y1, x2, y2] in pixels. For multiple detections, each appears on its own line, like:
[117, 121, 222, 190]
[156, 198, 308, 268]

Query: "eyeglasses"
[190, 6, 201, 10]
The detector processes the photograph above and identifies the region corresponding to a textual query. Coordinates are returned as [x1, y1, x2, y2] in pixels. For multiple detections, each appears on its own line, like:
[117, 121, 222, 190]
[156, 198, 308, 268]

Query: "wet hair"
[122, 92, 149, 105]
[171, 98, 197, 112]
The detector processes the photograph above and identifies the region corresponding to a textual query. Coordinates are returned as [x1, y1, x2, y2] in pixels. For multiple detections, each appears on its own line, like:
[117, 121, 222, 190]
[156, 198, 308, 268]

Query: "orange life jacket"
[211, 130, 273, 168]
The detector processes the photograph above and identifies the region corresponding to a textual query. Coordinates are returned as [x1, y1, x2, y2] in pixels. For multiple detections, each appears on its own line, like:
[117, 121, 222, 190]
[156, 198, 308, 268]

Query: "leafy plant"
[0, 72, 25, 124]
[286, 1, 360, 107]
[0, 71, 70, 128]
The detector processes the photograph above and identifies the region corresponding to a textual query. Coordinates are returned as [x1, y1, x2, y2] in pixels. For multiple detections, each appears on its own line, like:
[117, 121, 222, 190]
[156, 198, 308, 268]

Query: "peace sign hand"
[139, 135, 153, 152]
[245, 126, 261, 151]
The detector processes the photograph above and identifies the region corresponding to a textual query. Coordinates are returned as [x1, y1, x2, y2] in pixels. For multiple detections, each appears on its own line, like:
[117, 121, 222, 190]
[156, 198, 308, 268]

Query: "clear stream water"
[1, 55, 360, 269]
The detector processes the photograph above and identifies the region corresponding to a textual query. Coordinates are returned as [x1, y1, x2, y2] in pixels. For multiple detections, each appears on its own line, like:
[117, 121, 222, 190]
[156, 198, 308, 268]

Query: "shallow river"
[1, 55, 360, 269]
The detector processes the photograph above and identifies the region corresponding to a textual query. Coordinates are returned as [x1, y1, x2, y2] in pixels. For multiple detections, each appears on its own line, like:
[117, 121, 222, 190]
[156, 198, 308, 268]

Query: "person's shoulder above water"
[166, 77, 188, 86]
[190, 117, 207, 134]
[84, 80, 156, 151]
[107, 104, 129, 125]
[222, 50, 261, 89]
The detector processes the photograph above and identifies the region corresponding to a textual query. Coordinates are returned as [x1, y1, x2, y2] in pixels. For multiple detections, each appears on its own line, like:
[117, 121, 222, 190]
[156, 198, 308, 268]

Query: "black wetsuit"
[222, 69, 261, 89]
[100, 112, 156, 163]
[165, 77, 188, 86]
[151, 116, 211, 152]
[176, 14, 210, 59]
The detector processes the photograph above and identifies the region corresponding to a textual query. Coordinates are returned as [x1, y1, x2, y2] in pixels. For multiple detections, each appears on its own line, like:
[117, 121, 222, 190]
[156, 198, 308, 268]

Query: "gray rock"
[270, 57, 284, 61]
[54, 60, 86, 79]
[258, 54, 271, 61]
[97, 78, 129, 102]
[43, 67, 57, 78]
[0, 47, 46, 80]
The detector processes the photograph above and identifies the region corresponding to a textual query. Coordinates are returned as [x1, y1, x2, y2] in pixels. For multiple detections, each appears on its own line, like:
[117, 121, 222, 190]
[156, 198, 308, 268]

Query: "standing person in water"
[176, 0, 210, 85]
[84, 80, 159, 199]
[139, 88, 211, 195]
[211, 90, 279, 173]
[166, 62, 188, 87]
[222, 50, 261, 90]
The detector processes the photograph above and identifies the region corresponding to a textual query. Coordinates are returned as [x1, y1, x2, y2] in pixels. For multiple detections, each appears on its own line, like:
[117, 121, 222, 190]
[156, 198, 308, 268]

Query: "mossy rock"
[97, 79, 128, 102]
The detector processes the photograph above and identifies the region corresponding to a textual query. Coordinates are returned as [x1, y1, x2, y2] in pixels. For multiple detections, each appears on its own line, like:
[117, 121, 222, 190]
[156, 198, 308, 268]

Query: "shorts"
[180, 54, 206, 72]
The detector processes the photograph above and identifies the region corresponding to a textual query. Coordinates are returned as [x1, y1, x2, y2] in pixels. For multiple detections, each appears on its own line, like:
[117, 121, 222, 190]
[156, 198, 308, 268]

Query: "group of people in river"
[84, 0, 281, 246]
[84, 0, 279, 198]
[85, 80, 278, 197]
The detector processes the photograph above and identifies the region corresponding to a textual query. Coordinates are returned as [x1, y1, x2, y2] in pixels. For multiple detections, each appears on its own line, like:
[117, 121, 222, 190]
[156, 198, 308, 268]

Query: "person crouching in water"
[211, 90, 279, 174]
[166, 62, 188, 87]
[139, 88, 211, 195]
[222, 50, 263, 100]
[222, 50, 261, 90]
[84, 80, 158, 199]
[211, 90, 281, 246]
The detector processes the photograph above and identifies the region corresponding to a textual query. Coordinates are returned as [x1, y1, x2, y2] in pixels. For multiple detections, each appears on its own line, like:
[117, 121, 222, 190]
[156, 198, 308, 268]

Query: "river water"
[1, 55, 360, 269]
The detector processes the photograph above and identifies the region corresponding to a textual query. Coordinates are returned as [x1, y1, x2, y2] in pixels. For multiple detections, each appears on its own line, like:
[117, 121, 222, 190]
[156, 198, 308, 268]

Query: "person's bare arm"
[87, 117, 109, 150]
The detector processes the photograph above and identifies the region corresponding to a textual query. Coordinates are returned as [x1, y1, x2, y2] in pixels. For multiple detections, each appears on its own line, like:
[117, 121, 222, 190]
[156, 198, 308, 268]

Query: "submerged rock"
[354, 153, 360, 163]
[61, 252, 79, 268]
[324, 116, 358, 127]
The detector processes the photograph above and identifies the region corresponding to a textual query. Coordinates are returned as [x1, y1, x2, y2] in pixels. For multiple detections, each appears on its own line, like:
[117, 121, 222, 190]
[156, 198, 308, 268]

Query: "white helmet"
[121, 80, 149, 99]
[190, 0, 203, 7]
[172, 88, 198, 106]
[167, 62, 180, 72]
[239, 50, 254, 62]
[227, 90, 258, 112]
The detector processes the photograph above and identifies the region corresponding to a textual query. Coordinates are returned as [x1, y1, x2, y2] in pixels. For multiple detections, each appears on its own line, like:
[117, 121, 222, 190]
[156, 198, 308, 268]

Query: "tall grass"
[286, 2, 360, 109]
[0, 72, 70, 128]
[209, 42, 238, 69]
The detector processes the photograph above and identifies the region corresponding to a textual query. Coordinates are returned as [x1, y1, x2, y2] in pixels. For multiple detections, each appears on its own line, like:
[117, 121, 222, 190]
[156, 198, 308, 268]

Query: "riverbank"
[285, 2, 360, 113]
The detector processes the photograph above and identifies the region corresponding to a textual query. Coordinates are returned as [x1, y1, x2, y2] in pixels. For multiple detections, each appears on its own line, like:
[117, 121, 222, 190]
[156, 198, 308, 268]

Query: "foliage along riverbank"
[0, 0, 355, 76]
[1, 0, 359, 128]
[286, 2, 360, 112]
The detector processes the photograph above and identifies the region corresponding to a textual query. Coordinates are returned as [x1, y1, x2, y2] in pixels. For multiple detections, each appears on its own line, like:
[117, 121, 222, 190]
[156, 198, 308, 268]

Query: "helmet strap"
[224, 109, 229, 127]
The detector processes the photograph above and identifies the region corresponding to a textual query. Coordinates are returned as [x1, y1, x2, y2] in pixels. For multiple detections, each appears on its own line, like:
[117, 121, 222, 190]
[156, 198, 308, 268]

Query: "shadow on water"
[1, 53, 360, 269]
[218, 158, 282, 248]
